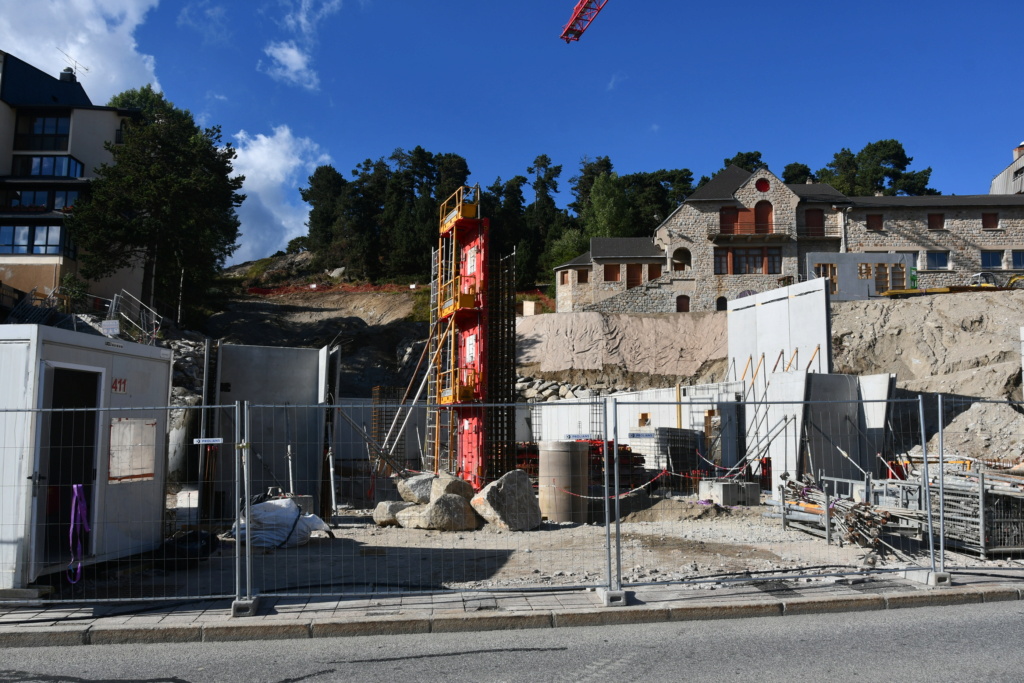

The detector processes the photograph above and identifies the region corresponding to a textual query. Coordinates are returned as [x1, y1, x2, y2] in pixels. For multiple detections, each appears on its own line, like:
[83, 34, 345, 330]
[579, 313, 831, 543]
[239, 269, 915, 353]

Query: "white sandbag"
[233, 497, 330, 548]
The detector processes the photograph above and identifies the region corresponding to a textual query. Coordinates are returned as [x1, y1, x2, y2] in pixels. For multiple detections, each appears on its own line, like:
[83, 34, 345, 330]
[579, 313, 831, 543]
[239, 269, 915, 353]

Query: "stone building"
[555, 165, 1024, 313]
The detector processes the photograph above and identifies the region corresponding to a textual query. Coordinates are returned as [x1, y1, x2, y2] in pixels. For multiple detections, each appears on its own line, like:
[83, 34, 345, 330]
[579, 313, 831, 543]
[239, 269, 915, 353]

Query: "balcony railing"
[708, 222, 842, 239]
[796, 224, 842, 238]
[709, 222, 792, 239]
[13, 134, 69, 152]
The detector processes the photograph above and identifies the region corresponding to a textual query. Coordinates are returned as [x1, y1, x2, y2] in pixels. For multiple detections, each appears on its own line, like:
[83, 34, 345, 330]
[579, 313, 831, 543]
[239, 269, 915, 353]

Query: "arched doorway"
[671, 247, 691, 271]
[676, 295, 690, 313]
[715, 296, 728, 311]
[754, 200, 773, 234]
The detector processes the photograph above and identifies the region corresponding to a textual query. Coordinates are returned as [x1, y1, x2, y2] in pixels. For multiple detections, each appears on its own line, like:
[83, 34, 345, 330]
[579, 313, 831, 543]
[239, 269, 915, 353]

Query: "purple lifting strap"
[67, 484, 90, 584]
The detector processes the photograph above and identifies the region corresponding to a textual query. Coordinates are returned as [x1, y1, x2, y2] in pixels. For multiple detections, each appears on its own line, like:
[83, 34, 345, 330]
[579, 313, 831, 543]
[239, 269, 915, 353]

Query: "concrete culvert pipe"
[538, 440, 590, 523]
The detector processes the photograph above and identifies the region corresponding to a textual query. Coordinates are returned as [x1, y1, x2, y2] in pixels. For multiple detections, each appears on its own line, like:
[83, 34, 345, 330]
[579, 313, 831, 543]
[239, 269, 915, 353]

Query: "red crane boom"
[559, 0, 609, 43]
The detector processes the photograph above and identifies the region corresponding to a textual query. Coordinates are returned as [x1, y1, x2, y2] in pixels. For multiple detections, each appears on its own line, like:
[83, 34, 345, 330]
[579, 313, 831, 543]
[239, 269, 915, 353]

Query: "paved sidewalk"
[1, 569, 1022, 647]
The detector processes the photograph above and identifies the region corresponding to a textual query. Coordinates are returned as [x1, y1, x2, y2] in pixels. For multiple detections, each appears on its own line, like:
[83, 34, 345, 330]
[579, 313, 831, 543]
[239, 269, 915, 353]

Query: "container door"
[32, 365, 100, 580]
[99, 356, 164, 561]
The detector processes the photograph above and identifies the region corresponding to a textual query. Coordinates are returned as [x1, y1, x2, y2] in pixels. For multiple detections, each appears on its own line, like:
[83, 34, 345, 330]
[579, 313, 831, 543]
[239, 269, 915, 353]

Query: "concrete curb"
[89, 624, 202, 645]
[432, 612, 553, 633]
[0, 625, 89, 648]
[553, 606, 670, 628]
[884, 586, 984, 610]
[0, 583, 1021, 647]
[202, 621, 311, 642]
[669, 600, 782, 622]
[782, 594, 886, 615]
[311, 616, 430, 638]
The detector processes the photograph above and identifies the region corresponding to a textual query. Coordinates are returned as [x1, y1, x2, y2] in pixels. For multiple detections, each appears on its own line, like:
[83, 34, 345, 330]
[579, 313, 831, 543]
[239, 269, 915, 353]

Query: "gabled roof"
[788, 183, 849, 203]
[590, 237, 663, 259]
[686, 165, 752, 201]
[554, 251, 592, 270]
[0, 51, 92, 108]
[848, 194, 1024, 209]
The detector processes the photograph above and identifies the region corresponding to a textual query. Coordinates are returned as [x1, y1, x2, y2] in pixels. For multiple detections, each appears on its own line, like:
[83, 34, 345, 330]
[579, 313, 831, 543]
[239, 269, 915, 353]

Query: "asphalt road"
[2, 601, 1023, 682]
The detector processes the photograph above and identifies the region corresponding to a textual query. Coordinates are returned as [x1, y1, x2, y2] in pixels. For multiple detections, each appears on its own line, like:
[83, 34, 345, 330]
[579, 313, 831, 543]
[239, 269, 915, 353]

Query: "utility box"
[698, 480, 760, 507]
[0, 325, 172, 590]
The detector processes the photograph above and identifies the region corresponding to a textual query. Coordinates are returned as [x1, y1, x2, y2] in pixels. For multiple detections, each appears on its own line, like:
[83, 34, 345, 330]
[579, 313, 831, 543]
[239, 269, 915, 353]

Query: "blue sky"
[2, 1, 1021, 264]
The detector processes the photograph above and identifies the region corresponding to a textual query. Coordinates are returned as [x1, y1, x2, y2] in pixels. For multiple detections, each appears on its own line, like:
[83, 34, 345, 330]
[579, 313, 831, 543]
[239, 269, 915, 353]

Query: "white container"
[0, 325, 172, 590]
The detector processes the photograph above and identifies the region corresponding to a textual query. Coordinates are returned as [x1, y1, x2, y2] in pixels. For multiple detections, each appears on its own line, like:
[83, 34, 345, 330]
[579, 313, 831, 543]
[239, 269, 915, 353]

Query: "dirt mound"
[620, 498, 762, 523]
[831, 291, 1024, 396]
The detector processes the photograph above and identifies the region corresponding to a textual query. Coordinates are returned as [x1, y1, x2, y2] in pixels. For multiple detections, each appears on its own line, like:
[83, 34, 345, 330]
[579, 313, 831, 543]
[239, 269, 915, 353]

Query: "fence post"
[612, 397, 622, 592]
[230, 400, 259, 616]
[937, 394, 946, 573]
[244, 401, 254, 601]
[917, 395, 937, 573]
[597, 398, 625, 607]
[234, 400, 242, 606]
[979, 470, 987, 560]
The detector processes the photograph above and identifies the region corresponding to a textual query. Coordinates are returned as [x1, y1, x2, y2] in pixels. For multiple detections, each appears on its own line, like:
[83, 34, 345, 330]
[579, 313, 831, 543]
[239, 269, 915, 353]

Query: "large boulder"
[372, 500, 417, 526]
[396, 473, 435, 504]
[431, 471, 474, 502]
[471, 469, 542, 531]
[395, 494, 480, 531]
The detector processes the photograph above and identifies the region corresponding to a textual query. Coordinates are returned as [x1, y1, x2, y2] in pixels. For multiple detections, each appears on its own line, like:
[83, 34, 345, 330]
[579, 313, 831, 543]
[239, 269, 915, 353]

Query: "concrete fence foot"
[902, 570, 952, 588]
[231, 597, 261, 617]
[597, 588, 627, 607]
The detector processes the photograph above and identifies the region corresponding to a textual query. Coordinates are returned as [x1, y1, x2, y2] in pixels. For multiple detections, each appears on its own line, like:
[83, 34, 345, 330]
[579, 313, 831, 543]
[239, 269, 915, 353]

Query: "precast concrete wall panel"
[728, 279, 831, 383]
[763, 371, 808, 499]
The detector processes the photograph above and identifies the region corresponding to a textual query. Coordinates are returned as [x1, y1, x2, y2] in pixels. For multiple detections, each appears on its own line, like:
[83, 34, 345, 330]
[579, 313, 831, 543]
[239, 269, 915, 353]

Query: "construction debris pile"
[373, 470, 542, 532]
[777, 478, 929, 564]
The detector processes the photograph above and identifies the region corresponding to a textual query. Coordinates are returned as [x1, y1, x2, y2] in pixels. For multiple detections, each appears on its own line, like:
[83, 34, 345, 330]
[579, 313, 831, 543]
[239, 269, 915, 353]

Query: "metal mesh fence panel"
[930, 395, 1024, 568]
[241, 401, 614, 598]
[605, 396, 938, 589]
[0, 404, 238, 603]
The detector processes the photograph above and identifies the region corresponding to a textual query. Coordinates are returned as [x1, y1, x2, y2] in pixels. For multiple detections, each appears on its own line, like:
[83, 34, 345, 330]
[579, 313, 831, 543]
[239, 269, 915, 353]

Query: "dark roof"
[847, 194, 1024, 209]
[554, 251, 592, 270]
[590, 237, 663, 259]
[0, 51, 92, 108]
[686, 165, 752, 201]
[788, 183, 849, 203]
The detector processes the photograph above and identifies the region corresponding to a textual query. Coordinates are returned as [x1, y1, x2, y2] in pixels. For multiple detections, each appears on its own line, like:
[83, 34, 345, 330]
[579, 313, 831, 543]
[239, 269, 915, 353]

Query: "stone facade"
[845, 204, 1024, 288]
[556, 165, 1024, 313]
[654, 168, 838, 312]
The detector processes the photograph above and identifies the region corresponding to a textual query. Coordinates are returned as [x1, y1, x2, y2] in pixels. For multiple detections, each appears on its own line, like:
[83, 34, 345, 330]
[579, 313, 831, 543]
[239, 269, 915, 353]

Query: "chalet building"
[0, 50, 139, 301]
[555, 165, 1024, 313]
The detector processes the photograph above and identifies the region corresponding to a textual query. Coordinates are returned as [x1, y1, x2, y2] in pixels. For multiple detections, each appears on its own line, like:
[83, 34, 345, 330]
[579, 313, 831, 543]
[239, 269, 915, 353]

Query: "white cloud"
[259, 40, 319, 90]
[177, 1, 231, 45]
[229, 125, 332, 264]
[650, 123, 660, 133]
[607, 71, 625, 91]
[0, 0, 160, 104]
[259, 0, 344, 90]
[282, 0, 342, 39]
